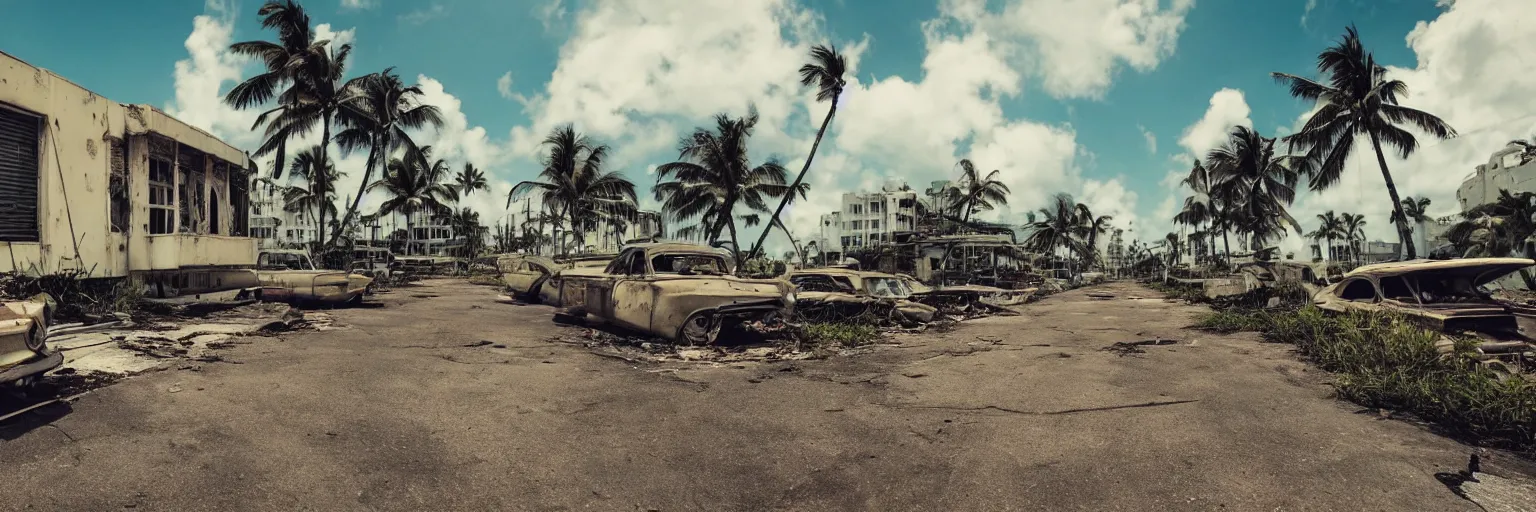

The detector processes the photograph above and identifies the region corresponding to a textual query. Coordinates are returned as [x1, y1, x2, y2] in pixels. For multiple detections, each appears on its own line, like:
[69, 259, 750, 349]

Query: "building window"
[870, 219, 880, 230]
[0, 104, 41, 242]
[850, 204, 862, 214]
[148, 155, 176, 234]
[177, 147, 205, 234]
[840, 236, 850, 248]
[108, 138, 128, 233]
[869, 201, 880, 213]
[230, 170, 249, 236]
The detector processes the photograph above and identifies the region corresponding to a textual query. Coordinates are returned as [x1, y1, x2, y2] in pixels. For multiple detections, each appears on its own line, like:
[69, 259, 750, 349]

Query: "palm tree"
[446, 207, 487, 256]
[1273, 25, 1457, 259]
[1022, 194, 1082, 269]
[276, 145, 343, 245]
[1163, 233, 1182, 267]
[654, 111, 795, 266]
[1174, 159, 1222, 264]
[224, 0, 317, 179]
[1389, 196, 1432, 257]
[1075, 204, 1112, 269]
[1340, 212, 1368, 263]
[1206, 126, 1303, 253]
[455, 163, 488, 198]
[948, 159, 1012, 223]
[1446, 190, 1536, 287]
[1306, 210, 1345, 261]
[748, 44, 847, 261]
[371, 145, 458, 254]
[330, 69, 444, 246]
[508, 126, 637, 256]
[225, 1, 369, 246]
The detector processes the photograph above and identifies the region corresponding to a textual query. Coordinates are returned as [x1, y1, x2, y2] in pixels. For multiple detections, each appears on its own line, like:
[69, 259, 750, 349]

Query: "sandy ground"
[0, 279, 1527, 511]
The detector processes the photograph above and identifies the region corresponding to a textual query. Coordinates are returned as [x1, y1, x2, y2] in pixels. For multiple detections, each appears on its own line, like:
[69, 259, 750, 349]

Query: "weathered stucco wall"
[0, 50, 254, 278]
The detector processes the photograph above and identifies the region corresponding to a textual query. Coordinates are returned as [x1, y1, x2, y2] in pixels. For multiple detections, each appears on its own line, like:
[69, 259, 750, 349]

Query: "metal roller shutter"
[0, 106, 40, 242]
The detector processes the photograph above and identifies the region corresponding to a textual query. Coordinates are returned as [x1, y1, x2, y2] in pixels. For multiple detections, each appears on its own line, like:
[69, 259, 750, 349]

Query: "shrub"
[1214, 305, 1536, 452]
[800, 322, 881, 349]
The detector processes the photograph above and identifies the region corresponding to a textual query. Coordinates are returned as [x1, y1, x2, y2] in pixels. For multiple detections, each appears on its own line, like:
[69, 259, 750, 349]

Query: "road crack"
[884, 399, 1199, 416]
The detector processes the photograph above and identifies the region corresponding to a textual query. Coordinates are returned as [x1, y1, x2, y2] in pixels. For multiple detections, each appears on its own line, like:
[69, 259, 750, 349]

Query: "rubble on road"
[1103, 339, 1179, 356]
[553, 328, 815, 365]
[49, 303, 335, 378]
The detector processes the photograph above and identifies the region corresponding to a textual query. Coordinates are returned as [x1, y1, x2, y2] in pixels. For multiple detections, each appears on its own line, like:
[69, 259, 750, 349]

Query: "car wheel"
[680, 312, 720, 346]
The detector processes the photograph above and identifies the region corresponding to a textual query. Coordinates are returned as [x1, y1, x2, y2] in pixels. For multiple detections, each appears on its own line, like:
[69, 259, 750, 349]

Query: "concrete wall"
[0, 50, 254, 278]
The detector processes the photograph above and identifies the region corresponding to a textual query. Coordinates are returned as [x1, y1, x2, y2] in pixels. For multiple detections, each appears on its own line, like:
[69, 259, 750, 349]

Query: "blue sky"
[3, 0, 1530, 253]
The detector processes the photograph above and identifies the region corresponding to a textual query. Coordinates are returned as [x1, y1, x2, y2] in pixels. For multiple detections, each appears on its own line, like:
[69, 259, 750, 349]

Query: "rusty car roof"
[1345, 258, 1535, 278]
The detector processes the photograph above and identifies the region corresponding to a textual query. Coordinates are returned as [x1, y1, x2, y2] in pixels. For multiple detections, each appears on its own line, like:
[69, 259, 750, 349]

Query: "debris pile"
[557, 328, 814, 365]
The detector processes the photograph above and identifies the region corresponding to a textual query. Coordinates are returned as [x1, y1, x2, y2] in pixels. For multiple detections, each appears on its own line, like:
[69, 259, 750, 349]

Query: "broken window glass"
[108, 138, 128, 233]
[148, 151, 176, 235]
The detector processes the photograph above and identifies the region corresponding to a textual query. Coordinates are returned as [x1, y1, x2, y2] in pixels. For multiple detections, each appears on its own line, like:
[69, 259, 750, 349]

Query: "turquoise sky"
[0, 0, 1477, 249]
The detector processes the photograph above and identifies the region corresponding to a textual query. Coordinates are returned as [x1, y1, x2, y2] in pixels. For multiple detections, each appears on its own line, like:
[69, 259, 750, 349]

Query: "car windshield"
[1409, 273, 1489, 303]
[865, 277, 911, 298]
[652, 254, 727, 275]
[261, 253, 311, 270]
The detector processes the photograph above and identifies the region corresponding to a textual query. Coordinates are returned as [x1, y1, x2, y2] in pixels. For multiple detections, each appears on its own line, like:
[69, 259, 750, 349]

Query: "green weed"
[800, 322, 881, 349]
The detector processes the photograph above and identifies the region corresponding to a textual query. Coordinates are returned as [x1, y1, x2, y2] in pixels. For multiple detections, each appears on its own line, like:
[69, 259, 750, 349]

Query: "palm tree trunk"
[747, 99, 838, 259]
[725, 216, 742, 269]
[774, 218, 805, 264]
[1369, 131, 1416, 260]
[316, 109, 333, 249]
[329, 132, 385, 247]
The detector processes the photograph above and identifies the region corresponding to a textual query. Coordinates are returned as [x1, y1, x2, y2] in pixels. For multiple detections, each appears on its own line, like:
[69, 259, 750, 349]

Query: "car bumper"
[0, 350, 63, 384]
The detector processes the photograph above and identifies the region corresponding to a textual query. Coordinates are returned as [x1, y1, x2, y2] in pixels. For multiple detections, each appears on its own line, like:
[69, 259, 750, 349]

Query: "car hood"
[1347, 258, 1535, 288]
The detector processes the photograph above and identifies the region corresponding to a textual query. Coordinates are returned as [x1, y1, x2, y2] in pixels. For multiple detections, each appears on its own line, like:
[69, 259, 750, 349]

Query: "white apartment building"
[1457, 142, 1536, 211]
[248, 183, 319, 249]
[806, 180, 919, 257]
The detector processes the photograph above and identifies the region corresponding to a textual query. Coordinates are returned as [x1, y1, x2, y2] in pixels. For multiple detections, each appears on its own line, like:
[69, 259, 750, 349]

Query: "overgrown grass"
[1199, 305, 1536, 453]
[800, 322, 882, 349]
[1192, 309, 1276, 333]
[1145, 280, 1206, 303]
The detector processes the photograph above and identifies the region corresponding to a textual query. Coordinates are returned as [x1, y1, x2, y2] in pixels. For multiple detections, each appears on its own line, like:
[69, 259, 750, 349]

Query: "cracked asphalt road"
[0, 279, 1519, 511]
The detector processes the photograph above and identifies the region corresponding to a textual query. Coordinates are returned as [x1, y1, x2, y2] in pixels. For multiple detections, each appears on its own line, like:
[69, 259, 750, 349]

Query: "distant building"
[801, 180, 918, 261]
[581, 209, 665, 253]
[1456, 142, 1536, 211]
[248, 183, 320, 249]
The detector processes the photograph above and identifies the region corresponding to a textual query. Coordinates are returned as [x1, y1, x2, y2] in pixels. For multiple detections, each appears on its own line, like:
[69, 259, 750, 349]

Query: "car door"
[504, 261, 545, 295]
[586, 251, 634, 320]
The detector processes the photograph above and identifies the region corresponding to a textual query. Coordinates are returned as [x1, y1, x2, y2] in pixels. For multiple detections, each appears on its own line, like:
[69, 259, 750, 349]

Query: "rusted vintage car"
[541, 243, 794, 344]
[251, 250, 374, 306]
[790, 268, 937, 324]
[0, 294, 59, 389]
[1313, 258, 1536, 367]
[1313, 258, 1535, 333]
[498, 253, 618, 304]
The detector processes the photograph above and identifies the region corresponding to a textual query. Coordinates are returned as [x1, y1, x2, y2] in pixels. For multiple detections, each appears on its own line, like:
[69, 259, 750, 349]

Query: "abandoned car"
[540, 243, 794, 344]
[251, 250, 374, 305]
[790, 268, 937, 324]
[1313, 258, 1536, 366]
[0, 294, 58, 388]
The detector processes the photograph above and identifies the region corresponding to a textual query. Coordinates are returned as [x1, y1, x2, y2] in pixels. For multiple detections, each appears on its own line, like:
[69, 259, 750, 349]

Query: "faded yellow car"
[1313, 258, 1534, 334]
[252, 250, 373, 306]
[543, 243, 794, 344]
[499, 254, 617, 304]
[0, 294, 59, 388]
[790, 268, 937, 323]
